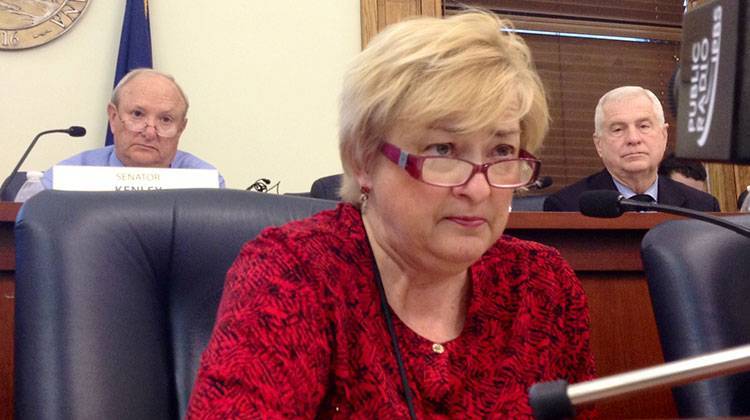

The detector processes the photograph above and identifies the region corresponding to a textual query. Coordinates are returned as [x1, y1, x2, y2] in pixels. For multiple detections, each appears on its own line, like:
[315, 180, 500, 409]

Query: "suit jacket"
[543, 169, 721, 212]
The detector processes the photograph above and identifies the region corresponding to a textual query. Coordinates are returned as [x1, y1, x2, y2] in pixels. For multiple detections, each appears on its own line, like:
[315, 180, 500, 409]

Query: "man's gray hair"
[594, 86, 664, 135]
[110, 68, 190, 116]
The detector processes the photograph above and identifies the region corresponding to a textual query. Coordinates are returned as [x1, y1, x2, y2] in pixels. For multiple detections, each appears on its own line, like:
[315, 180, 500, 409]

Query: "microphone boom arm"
[0, 129, 61, 198]
[530, 343, 750, 419]
[621, 198, 750, 239]
[0, 127, 85, 200]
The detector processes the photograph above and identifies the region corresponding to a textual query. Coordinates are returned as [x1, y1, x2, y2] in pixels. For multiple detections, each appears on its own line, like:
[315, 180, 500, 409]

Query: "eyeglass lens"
[121, 113, 179, 137]
[421, 158, 535, 187]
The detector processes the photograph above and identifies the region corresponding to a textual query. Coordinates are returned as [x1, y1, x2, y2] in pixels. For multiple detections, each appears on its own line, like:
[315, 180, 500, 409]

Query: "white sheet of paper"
[52, 165, 220, 191]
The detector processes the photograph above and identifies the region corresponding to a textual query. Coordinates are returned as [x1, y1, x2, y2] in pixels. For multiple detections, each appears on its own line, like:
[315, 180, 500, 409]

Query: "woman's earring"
[360, 186, 370, 212]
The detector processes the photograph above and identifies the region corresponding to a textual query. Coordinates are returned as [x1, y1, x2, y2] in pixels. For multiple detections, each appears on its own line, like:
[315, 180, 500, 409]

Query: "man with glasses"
[543, 86, 718, 211]
[40, 69, 225, 189]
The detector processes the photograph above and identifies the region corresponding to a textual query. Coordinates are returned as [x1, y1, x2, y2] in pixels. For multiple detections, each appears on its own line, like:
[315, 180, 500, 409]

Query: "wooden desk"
[0, 206, 680, 419]
[1, 202, 20, 420]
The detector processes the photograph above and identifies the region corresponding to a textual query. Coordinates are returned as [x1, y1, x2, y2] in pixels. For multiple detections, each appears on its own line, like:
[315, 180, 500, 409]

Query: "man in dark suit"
[544, 86, 720, 212]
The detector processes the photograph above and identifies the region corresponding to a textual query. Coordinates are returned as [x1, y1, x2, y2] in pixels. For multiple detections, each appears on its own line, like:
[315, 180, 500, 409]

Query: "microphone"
[67, 126, 87, 137]
[531, 176, 553, 190]
[246, 178, 271, 192]
[517, 176, 553, 194]
[0, 126, 86, 200]
[579, 190, 750, 239]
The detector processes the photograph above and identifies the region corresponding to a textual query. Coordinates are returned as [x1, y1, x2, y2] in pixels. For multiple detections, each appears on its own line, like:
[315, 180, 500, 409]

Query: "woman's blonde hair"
[338, 10, 549, 203]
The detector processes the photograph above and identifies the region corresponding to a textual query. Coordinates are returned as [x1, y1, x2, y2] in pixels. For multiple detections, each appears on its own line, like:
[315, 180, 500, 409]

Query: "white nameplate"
[52, 165, 220, 191]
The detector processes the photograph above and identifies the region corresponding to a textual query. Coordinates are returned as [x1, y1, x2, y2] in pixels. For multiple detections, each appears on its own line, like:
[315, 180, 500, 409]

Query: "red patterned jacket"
[188, 203, 595, 419]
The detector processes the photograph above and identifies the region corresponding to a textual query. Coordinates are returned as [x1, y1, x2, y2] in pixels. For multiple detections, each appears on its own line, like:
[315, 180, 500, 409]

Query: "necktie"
[629, 194, 655, 203]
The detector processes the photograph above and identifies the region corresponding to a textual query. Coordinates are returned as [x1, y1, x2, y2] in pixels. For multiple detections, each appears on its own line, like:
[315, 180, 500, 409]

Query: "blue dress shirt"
[612, 176, 659, 202]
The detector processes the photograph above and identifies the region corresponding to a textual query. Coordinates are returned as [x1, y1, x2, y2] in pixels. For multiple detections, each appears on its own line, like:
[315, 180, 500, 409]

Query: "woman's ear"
[356, 170, 372, 192]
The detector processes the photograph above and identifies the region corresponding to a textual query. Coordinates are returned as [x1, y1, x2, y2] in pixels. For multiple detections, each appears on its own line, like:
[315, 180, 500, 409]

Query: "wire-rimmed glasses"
[116, 109, 181, 137]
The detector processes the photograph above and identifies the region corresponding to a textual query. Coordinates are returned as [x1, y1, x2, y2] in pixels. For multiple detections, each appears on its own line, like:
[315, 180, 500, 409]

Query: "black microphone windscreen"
[68, 126, 86, 137]
[536, 176, 553, 189]
[579, 190, 624, 218]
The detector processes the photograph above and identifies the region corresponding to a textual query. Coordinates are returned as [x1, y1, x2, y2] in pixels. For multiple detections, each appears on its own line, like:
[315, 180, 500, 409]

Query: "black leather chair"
[0, 171, 27, 201]
[511, 194, 548, 211]
[14, 189, 336, 420]
[310, 174, 342, 201]
[641, 215, 750, 417]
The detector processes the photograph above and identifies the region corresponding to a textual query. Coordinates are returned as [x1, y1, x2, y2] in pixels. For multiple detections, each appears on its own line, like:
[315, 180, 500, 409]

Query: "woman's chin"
[431, 238, 493, 266]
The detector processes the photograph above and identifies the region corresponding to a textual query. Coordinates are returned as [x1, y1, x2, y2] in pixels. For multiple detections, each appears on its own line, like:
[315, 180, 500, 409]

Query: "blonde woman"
[189, 10, 594, 418]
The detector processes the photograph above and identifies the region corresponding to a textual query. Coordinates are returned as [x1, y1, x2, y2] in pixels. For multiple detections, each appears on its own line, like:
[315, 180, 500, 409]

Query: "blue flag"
[106, 0, 153, 146]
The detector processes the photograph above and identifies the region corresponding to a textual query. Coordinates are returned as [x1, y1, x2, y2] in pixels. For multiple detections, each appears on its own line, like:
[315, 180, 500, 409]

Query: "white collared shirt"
[612, 176, 659, 202]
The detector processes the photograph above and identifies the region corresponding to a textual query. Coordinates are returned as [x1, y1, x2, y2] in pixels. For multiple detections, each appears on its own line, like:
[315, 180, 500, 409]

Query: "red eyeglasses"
[381, 142, 540, 188]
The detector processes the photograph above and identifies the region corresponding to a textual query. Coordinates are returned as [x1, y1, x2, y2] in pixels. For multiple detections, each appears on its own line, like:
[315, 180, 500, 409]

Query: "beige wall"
[0, 1, 360, 192]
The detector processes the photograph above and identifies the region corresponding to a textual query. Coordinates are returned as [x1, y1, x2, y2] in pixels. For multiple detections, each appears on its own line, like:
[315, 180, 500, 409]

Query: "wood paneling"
[420, 0, 442, 17]
[0, 274, 13, 420]
[706, 163, 750, 211]
[734, 166, 750, 209]
[0, 202, 18, 420]
[360, 0, 442, 48]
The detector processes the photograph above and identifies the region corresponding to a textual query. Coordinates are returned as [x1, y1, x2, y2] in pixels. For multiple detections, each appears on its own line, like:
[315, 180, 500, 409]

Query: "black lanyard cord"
[374, 266, 418, 420]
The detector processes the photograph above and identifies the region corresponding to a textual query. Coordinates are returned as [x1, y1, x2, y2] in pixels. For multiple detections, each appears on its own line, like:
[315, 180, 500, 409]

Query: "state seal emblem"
[0, 0, 90, 50]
